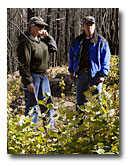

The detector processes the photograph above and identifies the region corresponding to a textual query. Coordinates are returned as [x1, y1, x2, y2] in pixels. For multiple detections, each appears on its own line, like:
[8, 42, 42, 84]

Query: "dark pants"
[76, 71, 103, 122]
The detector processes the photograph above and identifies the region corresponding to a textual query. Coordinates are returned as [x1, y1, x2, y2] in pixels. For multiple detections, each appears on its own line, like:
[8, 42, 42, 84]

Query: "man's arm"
[100, 42, 111, 76]
[68, 44, 76, 81]
[17, 40, 33, 88]
[98, 42, 111, 82]
[41, 30, 57, 53]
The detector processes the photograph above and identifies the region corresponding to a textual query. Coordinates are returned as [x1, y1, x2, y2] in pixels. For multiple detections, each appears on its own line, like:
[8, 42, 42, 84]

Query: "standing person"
[68, 16, 111, 122]
[17, 16, 57, 130]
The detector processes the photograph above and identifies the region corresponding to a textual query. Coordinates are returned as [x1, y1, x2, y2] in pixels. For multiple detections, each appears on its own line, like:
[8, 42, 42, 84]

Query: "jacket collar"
[90, 31, 98, 44]
[82, 31, 98, 44]
[24, 31, 41, 42]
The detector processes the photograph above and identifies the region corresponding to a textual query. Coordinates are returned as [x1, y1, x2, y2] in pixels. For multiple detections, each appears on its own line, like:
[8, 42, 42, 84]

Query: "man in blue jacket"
[68, 16, 111, 119]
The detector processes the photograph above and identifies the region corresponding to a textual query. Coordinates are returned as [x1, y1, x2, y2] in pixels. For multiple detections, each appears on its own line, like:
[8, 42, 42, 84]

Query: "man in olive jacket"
[17, 17, 57, 130]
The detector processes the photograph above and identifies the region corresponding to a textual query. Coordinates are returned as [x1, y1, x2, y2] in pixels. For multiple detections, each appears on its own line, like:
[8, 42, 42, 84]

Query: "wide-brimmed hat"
[83, 16, 95, 24]
[29, 16, 48, 27]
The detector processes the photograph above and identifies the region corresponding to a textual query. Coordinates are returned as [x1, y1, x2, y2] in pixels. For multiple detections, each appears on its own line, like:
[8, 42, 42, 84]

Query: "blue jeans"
[76, 71, 103, 111]
[24, 74, 54, 130]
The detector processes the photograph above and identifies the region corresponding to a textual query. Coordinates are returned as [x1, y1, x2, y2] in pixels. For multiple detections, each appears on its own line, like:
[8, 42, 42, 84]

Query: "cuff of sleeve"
[99, 73, 106, 77]
[22, 76, 33, 86]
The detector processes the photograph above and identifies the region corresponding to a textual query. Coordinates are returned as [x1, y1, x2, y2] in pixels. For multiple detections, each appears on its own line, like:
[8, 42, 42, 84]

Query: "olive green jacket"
[17, 32, 57, 86]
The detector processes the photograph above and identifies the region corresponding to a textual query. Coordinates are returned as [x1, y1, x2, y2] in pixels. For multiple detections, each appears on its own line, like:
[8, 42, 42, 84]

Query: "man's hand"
[27, 83, 35, 93]
[69, 73, 76, 83]
[39, 29, 48, 37]
[97, 77, 104, 83]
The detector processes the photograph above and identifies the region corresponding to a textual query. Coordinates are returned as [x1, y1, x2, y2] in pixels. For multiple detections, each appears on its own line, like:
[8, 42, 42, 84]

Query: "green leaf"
[83, 91, 91, 97]
[97, 143, 104, 146]
[97, 149, 105, 154]
[114, 84, 118, 89]
[66, 111, 74, 119]
[53, 114, 58, 117]
[45, 123, 52, 129]
[61, 93, 65, 98]
[58, 116, 63, 120]
[104, 152, 115, 154]
[38, 100, 45, 105]
[101, 99, 107, 104]
[90, 85, 97, 91]
[47, 103, 54, 109]
[16, 125, 24, 131]
[101, 106, 106, 113]
[31, 122, 37, 127]
[37, 127, 45, 132]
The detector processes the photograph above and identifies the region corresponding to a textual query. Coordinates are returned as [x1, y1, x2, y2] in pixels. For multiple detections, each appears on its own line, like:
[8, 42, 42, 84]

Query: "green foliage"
[7, 55, 119, 154]
[7, 77, 23, 104]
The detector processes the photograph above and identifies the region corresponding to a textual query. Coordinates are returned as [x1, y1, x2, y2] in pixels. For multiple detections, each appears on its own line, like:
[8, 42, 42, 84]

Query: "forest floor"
[47, 65, 76, 111]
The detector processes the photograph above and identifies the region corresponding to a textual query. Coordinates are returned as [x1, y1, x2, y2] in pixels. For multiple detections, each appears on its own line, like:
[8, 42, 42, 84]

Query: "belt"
[40, 73, 46, 77]
[33, 72, 46, 77]
[80, 68, 91, 72]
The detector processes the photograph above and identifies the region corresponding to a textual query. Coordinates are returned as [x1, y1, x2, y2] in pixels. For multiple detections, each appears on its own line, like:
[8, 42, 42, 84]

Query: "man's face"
[31, 24, 44, 36]
[83, 22, 95, 37]
[35, 25, 45, 35]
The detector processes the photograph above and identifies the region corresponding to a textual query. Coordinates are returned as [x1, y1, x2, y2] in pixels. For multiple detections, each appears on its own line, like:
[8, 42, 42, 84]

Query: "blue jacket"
[68, 32, 111, 78]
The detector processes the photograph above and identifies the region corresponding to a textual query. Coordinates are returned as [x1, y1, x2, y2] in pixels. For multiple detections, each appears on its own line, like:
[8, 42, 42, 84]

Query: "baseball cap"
[29, 16, 48, 27]
[83, 16, 95, 24]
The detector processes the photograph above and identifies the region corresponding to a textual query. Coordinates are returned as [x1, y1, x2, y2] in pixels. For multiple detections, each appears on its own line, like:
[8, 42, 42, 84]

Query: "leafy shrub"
[7, 55, 119, 154]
